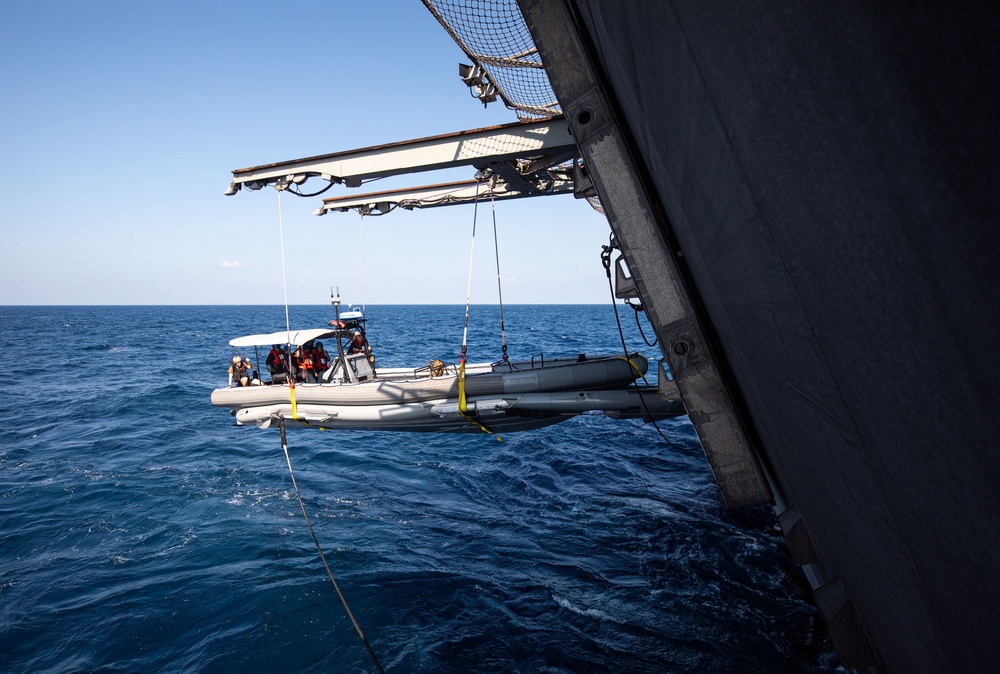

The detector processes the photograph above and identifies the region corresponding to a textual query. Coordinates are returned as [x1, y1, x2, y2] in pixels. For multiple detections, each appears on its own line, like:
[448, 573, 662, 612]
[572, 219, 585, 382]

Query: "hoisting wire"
[458, 175, 501, 440]
[278, 418, 385, 674]
[489, 186, 509, 364]
[600, 235, 684, 451]
[276, 186, 299, 420]
[360, 213, 367, 318]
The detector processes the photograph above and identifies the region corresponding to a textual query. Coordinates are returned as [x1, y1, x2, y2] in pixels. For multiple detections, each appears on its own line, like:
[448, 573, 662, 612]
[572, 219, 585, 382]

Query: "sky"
[0, 1, 615, 305]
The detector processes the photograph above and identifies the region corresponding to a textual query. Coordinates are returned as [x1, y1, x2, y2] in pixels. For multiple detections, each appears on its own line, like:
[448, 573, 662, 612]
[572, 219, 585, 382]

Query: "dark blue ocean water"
[0, 305, 832, 673]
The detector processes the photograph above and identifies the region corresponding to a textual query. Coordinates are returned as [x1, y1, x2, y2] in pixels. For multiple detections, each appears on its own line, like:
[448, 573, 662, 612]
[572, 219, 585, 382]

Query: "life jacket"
[312, 349, 330, 370]
[348, 336, 367, 355]
[266, 348, 285, 369]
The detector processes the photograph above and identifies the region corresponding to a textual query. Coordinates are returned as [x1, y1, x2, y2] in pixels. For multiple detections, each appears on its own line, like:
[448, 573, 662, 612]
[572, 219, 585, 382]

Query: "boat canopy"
[229, 328, 339, 348]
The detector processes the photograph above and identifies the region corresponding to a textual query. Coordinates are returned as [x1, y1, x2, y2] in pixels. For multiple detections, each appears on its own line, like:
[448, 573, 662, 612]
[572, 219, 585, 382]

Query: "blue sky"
[0, 1, 613, 305]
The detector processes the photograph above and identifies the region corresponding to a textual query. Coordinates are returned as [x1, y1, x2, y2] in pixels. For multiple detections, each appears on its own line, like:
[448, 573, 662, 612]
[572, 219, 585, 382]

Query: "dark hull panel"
[525, 2, 1000, 671]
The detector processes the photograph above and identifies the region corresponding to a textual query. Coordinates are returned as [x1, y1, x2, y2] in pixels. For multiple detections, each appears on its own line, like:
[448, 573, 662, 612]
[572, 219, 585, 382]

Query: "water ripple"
[0, 305, 832, 673]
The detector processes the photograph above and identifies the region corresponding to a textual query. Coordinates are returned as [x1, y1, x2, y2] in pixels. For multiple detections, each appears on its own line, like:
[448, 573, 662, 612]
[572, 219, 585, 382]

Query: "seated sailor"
[292, 345, 313, 382]
[265, 344, 288, 382]
[311, 341, 330, 381]
[228, 355, 255, 387]
[346, 330, 364, 354]
[347, 330, 376, 369]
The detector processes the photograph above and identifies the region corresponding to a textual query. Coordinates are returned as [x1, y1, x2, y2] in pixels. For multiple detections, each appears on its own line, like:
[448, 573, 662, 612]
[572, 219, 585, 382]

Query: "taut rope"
[276, 186, 298, 420]
[457, 178, 500, 439]
[490, 189, 509, 363]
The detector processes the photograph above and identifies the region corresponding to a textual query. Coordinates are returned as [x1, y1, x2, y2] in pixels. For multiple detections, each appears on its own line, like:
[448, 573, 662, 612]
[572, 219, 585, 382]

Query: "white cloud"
[220, 260, 248, 268]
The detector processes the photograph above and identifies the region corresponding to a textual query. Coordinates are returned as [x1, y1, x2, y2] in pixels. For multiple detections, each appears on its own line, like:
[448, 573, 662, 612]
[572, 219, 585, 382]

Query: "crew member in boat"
[228, 355, 257, 387]
[348, 330, 375, 367]
[311, 341, 330, 381]
[292, 345, 313, 382]
[265, 344, 287, 382]
[348, 330, 370, 355]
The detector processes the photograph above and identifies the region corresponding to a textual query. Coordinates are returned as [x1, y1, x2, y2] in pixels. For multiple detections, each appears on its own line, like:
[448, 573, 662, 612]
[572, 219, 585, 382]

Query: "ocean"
[0, 304, 833, 672]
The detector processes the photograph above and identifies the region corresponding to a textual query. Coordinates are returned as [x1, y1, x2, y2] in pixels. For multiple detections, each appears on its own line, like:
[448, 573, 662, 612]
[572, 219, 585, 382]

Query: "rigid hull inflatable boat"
[211, 328, 683, 433]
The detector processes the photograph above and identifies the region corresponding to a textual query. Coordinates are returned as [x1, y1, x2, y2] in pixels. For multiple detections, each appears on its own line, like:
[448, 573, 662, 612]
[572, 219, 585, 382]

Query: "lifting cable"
[360, 213, 367, 318]
[276, 187, 299, 421]
[278, 418, 385, 674]
[489, 188, 509, 363]
[458, 177, 501, 440]
[600, 235, 685, 452]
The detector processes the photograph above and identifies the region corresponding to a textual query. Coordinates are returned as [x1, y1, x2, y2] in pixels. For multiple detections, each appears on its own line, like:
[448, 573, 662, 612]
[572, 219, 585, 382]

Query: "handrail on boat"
[491, 358, 518, 371]
[530, 352, 545, 369]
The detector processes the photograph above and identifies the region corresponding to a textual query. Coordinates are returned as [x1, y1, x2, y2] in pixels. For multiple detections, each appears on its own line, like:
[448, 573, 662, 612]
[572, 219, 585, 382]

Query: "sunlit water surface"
[0, 305, 834, 672]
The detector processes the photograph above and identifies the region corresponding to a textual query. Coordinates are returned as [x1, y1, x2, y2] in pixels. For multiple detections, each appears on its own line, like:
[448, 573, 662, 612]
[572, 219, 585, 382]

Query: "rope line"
[278, 418, 385, 674]
[277, 188, 292, 346]
[601, 236, 685, 451]
[457, 179, 500, 440]
[627, 299, 658, 347]
[276, 188, 300, 420]
[360, 213, 367, 317]
[490, 191, 509, 362]
[459, 181, 480, 367]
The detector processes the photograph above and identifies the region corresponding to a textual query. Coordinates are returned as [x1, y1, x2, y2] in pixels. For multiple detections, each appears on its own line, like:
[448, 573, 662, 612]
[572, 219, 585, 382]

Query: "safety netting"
[422, 0, 561, 121]
[421, 1, 604, 213]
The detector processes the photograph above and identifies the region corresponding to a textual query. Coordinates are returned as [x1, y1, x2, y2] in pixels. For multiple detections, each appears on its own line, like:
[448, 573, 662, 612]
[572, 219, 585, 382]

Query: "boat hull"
[211, 353, 662, 432]
[232, 387, 684, 433]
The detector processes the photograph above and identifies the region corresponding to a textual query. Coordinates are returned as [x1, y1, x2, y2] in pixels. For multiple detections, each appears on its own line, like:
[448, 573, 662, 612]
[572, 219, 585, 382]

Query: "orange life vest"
[267, 348, 285, 369]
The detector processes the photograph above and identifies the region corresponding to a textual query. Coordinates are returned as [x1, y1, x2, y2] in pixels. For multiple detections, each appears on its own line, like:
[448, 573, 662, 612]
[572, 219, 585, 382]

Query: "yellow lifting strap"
[458, 361, 502, 441]
[618, 354, 651, 386]
[289, 379, 299, 420]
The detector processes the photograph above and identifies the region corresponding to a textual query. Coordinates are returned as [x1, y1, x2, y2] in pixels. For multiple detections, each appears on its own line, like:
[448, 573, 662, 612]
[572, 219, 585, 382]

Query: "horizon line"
[0, 302, 612, 307]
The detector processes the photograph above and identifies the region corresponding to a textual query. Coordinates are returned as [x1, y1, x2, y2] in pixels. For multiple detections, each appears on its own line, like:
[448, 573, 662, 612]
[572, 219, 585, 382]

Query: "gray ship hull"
[521, 2, 1000, 671]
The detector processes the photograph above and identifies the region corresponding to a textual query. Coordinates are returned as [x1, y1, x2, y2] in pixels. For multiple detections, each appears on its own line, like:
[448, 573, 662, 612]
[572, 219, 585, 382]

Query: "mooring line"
[278, 417, 385, 674]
